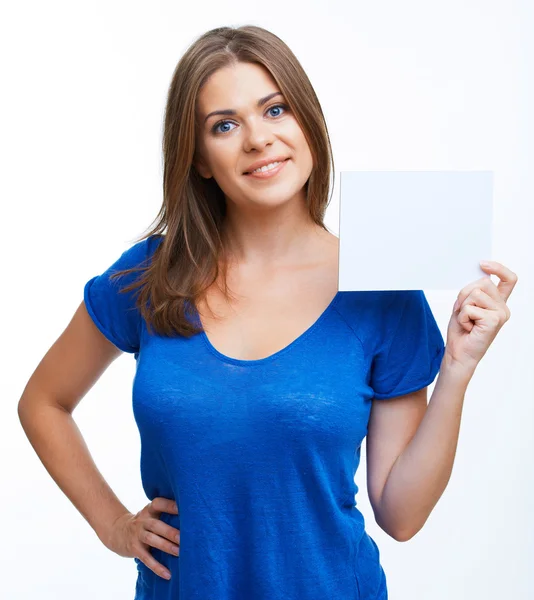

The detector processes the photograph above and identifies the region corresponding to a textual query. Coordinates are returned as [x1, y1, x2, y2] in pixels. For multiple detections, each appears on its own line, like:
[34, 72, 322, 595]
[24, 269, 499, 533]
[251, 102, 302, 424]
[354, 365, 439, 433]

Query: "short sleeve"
[370, 290, 446, 400]
[83, 236, 160, 354]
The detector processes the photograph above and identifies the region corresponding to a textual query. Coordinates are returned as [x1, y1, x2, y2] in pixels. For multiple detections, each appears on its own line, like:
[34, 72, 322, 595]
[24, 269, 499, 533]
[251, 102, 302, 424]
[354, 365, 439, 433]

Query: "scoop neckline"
[196, 290, 341, 366]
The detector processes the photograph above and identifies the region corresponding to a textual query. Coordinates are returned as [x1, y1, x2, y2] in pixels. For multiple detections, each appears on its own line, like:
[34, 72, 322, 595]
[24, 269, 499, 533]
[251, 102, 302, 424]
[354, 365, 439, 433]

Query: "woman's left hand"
[444, 260, 518, 374]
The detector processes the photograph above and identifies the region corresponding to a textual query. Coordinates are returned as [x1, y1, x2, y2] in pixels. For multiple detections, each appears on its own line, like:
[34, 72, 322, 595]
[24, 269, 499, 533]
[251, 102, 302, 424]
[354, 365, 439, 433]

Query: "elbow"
[391, 528, 417, 542]
[391, 520, 427, 542]
[377, 517, 420, 542]
[18, 394, 39, 419]
[17, 397, 30, 423]
[374, 502, 423, 542]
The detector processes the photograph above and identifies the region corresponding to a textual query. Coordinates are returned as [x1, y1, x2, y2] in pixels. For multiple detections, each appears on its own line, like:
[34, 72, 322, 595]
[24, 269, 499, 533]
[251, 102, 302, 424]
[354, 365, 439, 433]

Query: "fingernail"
[480, 261, 492, 268]
[453, 299, 459, 311]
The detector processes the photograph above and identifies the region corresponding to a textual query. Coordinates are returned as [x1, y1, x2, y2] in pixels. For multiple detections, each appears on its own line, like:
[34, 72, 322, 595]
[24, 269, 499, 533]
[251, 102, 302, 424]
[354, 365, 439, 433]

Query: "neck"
[220, 194, 324, 269]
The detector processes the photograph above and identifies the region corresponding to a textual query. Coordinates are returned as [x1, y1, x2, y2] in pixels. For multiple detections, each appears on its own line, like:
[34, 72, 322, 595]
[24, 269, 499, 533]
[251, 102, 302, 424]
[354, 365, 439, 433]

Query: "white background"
[2, 1, 533, 598]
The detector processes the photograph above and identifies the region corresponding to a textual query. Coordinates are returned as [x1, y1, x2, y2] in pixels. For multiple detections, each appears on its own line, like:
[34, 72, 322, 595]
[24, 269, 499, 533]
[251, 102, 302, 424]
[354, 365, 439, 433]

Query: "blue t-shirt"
[83, 234, 445, 600]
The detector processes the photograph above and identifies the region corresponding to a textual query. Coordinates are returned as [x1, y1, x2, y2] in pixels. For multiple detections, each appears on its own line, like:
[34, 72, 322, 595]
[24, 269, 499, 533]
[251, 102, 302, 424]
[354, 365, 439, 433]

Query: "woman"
[18, 25, 517, 600]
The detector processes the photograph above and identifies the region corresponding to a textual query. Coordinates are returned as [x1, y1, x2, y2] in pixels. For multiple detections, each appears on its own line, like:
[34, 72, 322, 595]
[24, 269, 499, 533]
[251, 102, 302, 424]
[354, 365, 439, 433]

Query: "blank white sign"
[338, 171, 493, 291]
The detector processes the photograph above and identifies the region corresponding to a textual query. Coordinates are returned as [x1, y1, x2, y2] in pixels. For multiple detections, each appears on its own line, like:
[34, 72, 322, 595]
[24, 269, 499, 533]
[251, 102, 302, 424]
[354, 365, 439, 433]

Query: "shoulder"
[114, 234, 164, 270]
[82, 234, 165, 355]
[147, 233, 165, 255]
[131, 233, 164, 260]
[334, 290, 399, 321]
[335, 290, 427, 319]
[333, 290, 427, 352]
[332, 290, 395, 350]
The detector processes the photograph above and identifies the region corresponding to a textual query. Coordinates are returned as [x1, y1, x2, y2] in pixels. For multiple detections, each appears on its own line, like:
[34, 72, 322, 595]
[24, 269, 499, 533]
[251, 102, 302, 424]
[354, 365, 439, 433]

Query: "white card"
[338, 171, 493, 291]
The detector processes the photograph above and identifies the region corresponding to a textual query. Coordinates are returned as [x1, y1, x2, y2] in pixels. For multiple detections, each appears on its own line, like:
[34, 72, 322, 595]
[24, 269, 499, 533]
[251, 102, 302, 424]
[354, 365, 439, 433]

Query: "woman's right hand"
[103, 497, 180, 580]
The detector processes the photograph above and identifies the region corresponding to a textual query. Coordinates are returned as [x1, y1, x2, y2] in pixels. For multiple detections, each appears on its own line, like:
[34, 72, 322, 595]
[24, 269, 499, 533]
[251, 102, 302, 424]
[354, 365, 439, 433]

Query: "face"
[194, 62, 314, 209]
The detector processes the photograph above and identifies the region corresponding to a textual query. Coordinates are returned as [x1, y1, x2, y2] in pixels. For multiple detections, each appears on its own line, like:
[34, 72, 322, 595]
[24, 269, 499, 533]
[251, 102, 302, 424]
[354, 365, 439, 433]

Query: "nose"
[242, 117, 277, 153]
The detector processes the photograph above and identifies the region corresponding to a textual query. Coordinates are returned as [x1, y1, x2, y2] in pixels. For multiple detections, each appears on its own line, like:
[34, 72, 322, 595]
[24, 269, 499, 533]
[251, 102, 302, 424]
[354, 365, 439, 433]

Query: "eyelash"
[211, 103, 289, 135]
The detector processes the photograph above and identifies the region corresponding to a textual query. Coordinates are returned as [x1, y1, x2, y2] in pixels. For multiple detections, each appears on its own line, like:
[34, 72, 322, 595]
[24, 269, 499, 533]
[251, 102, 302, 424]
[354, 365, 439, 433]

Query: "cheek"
[287, 125, 312, 159]
[294, 138, 314, 171]
[205, 146, 239, 179]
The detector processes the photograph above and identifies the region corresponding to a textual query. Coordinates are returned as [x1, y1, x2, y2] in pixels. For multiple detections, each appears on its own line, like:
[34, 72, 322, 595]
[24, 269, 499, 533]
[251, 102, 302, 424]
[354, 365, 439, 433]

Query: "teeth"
[251, 161, 282, 174]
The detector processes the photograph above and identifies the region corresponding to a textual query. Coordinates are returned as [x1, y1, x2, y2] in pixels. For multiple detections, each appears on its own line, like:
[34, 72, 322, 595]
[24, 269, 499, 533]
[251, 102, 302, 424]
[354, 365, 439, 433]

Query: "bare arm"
[367, 354, 472, 541]
[17, 300, 130, 545]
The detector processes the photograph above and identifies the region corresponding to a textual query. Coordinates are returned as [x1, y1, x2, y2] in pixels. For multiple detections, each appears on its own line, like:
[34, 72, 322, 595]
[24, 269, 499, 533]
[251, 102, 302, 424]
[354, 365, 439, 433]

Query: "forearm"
[377, 355, 475, 541]
[18, 397, 131, 545]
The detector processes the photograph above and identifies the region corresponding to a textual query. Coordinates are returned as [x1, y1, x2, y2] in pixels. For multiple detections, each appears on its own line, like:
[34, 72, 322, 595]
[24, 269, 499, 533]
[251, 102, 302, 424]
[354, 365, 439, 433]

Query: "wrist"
[96, 508, 132, 547]
[440, 350, 477, 386]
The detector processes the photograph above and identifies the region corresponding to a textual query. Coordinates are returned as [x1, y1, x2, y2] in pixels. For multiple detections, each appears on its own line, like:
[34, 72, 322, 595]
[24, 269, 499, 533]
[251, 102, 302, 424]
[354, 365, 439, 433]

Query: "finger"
[455, 276, 493, 312]
[479, 260, 518, 302]
[149, 516, 181, 545]
[459, 288, 500, 313]
[477, 276, 505, 304]
[458, 304, 486, 332]
[457, 286, 511, 323]
[136, 549, 172, 580]
[149, 498, 178, 516]
[142, 527, 180, 557]
[455, 271, 507, 314]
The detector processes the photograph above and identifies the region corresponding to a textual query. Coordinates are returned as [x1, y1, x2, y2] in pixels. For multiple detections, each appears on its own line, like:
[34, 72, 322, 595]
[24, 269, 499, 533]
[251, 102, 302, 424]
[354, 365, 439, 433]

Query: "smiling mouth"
[243, 158, 290, 175]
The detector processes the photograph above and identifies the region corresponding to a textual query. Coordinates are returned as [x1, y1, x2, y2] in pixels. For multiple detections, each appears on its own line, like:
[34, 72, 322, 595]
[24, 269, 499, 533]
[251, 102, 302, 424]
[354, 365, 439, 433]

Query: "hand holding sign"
[444, 260, 518, 375]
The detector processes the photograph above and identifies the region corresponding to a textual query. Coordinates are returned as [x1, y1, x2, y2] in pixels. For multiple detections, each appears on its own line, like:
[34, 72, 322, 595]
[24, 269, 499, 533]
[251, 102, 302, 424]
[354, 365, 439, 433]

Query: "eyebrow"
[203, 91, 284, 124]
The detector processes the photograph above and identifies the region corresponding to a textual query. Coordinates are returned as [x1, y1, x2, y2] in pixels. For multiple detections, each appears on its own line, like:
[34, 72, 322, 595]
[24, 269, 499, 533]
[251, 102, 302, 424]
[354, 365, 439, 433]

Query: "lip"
[243, 158, 290, 179]
[243, 156, 289, 175]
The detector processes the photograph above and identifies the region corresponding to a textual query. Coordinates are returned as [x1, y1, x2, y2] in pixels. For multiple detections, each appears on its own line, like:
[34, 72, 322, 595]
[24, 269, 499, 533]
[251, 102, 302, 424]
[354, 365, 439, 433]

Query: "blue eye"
[211, 103, 289, 135]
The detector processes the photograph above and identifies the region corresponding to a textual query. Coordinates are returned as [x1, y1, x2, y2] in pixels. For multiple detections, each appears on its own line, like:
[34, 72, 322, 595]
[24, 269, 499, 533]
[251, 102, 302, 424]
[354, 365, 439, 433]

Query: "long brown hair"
[111, 24, 336, 338]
